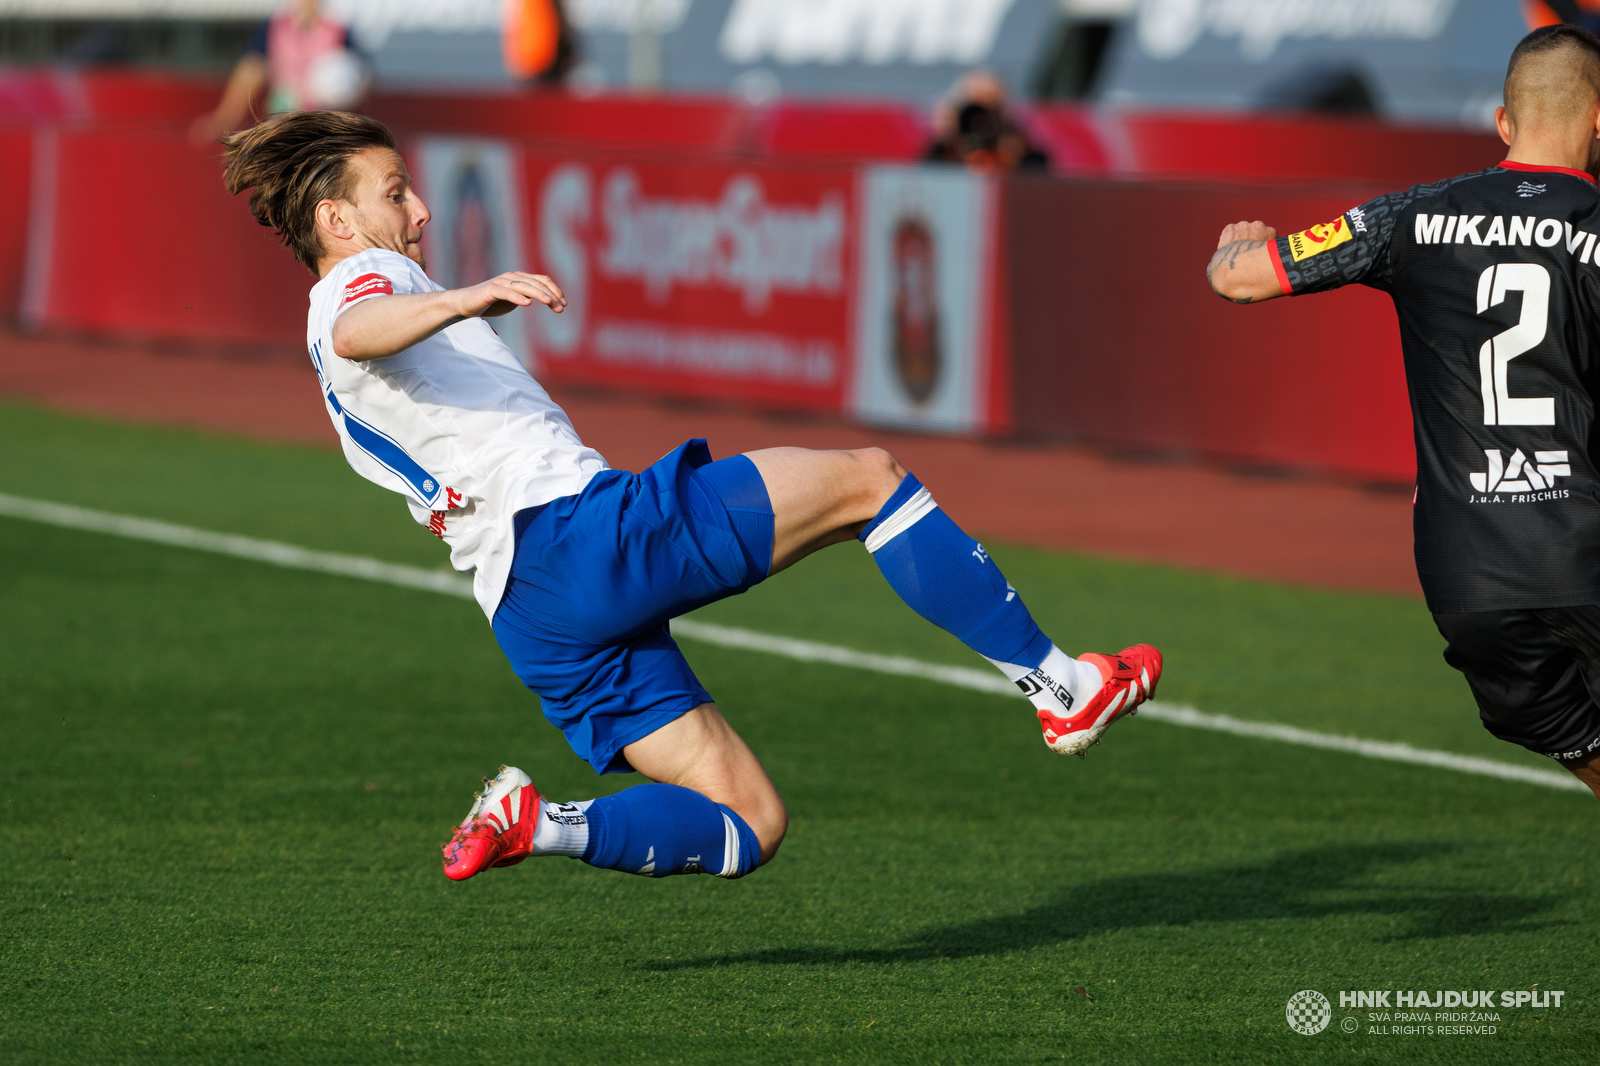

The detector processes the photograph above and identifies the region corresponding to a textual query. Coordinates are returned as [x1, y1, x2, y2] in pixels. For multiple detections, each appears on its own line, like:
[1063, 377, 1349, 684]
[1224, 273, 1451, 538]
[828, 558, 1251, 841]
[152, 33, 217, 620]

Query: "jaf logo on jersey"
[341, 273, 394, 305]
[1287, 216, 1353, 262]
[1469, 448, 1570, 495]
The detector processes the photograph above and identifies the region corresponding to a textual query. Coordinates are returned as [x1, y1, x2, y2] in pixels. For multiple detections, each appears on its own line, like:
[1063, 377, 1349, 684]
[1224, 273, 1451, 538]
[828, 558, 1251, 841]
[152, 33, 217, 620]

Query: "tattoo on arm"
[1223, 239, 1266, 270]
[1206, 238, 1275, 301]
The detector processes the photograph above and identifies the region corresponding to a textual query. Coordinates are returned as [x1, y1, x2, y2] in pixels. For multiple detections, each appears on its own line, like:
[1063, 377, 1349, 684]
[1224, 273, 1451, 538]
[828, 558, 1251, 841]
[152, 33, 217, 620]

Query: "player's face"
[344, 147, 431, 270]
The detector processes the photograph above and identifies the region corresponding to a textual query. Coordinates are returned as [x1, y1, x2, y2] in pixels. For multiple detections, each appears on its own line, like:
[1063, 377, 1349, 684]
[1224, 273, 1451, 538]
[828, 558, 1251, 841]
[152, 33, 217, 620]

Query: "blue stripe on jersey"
[309, 342, 343, 413]
[341, 411, 443, 507]
[308, 341, 443, 508]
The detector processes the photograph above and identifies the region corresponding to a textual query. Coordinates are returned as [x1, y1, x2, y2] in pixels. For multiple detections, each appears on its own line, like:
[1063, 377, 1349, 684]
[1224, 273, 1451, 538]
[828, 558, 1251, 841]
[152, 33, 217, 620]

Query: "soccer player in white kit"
[222, 111, 1163, 882]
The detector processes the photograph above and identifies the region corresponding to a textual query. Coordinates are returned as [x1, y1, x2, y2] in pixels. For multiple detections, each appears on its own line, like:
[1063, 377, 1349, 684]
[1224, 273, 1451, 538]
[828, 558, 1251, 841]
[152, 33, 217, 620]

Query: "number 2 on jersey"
[1477, 263, 1554, 426]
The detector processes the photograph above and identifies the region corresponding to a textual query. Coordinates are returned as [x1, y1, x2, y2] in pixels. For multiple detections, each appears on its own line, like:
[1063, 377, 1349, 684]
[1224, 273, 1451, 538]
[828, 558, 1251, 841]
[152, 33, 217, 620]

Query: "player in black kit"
[1205, 25, 1600, 800]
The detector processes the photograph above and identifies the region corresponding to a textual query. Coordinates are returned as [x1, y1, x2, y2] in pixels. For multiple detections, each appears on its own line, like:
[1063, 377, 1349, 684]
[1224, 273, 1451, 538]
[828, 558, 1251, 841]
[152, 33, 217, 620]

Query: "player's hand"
[1216, 221, 1277, 249]
[188, 112, 229, 147]
[455, 272, 567, 319]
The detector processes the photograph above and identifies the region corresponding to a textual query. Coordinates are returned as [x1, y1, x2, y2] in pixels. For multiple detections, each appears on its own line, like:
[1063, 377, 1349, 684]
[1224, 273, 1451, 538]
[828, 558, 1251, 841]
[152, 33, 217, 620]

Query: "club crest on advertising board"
[453, 161, 494, 288]
[891, 213, 941, 404]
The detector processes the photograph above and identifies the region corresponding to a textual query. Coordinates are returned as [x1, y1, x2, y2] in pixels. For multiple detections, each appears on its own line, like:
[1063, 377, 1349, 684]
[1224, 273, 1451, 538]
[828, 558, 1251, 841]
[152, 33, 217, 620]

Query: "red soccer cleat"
[441, 765, 541, 881]
[1038, 644, 1162, 758]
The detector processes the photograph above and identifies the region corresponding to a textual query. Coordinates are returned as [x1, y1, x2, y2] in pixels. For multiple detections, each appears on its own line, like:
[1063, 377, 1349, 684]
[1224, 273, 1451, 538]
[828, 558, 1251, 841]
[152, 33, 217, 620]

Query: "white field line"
[0, 493, 473, 597]
[669, 621, 1587, 793]
[0, 492, 1587, 794]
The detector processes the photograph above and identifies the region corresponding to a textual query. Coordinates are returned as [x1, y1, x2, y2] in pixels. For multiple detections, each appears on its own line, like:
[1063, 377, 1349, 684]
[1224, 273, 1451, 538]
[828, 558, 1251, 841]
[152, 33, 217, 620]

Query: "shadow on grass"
[645, 843, 1567, 970]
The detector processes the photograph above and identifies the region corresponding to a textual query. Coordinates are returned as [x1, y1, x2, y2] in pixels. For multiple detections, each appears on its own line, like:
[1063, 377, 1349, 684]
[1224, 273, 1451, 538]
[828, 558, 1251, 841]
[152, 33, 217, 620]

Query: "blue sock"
[578, 784, 761, 878]
[860, 473, 1052, 670]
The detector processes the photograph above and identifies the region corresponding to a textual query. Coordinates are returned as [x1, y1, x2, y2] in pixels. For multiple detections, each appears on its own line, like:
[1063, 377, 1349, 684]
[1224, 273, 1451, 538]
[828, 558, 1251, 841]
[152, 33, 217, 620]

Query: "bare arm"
[331, 271, 566, 360]
[189, 55, 268, 145]
[1206, 221, 1285, 304]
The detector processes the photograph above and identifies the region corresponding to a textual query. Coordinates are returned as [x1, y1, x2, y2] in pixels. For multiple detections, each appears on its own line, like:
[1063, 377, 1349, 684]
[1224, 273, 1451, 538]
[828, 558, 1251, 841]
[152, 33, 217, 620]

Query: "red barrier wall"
[0, 68, 90, 124]
[751, 101, 929, 162]
[79, 71, 218, 123]
[1120, 112, 1504, 186]
[0, 70, 931, 162]
[1006, 175, 1415, 482]
[370, 90, 747, 152]
[0, 68, 217, 126]
[0, 129, 33, 321]
[0, 67, 1507, 181]
[1022, 106, 1506, 187]
[372, 91, 933, 162]
[25, 129, 310, 345]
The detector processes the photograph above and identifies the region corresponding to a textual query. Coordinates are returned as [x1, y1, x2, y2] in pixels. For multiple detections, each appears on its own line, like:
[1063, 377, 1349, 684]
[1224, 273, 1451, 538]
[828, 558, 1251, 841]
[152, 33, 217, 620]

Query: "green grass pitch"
[0, 402, 1594, 1064]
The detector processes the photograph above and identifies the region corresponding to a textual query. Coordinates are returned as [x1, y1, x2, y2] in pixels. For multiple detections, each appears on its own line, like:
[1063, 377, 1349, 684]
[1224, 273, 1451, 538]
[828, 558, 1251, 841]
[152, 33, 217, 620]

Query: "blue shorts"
[491, 439, 775, 775]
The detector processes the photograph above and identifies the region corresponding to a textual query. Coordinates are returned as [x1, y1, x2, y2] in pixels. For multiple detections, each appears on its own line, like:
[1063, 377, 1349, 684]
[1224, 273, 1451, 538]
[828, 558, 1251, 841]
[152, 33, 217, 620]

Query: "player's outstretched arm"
[331, 272, 567, 360]
[1206, 221, 1285, 304]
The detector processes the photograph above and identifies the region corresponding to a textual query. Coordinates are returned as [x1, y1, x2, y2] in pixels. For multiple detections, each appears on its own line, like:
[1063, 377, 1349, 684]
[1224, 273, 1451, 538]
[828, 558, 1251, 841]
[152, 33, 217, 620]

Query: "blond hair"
[221, 110, 397, 274]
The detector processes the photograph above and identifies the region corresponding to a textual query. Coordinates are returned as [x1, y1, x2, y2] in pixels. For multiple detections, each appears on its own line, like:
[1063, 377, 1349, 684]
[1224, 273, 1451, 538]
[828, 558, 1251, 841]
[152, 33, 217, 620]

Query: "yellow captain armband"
[1286, 215, 1354, 262]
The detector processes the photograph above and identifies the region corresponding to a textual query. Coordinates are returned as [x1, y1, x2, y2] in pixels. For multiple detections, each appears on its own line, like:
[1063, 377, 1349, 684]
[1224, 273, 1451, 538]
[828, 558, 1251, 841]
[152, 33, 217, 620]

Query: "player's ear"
[315, 198, 356, 243]
[1494, 105, 1513, 148]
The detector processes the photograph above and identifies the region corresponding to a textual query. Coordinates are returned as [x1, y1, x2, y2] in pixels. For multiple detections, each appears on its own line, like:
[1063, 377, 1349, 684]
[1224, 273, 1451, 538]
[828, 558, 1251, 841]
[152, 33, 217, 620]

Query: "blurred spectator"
[1255, 66, 1378, 115]
[190, 0, 366, 144]
[1525, 0, 1600, 33]
[925, 70, 1048, 172]
[504, 0, 578, 85]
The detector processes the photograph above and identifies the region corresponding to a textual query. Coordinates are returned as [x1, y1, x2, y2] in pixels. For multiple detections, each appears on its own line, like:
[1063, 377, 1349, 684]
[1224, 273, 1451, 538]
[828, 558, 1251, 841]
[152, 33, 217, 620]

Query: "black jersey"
[1273, 162, 1600, 613]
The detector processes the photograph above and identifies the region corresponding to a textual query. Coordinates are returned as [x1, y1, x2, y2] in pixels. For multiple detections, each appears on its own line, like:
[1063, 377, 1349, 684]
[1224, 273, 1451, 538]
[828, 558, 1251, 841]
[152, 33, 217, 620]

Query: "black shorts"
[1433, 605, 1600, 764]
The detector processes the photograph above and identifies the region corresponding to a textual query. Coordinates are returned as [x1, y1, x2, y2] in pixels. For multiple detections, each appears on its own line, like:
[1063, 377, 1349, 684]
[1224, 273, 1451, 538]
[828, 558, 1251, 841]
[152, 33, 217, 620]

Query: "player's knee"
[857, 446, 907, 482]
[755, 802, 789, 863]
[734, 791, 788, 866]
[846, 447, 908, 510]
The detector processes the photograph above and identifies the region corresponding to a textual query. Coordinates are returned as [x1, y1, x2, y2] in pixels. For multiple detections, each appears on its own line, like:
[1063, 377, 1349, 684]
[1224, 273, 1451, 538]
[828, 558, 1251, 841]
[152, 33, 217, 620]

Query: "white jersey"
[307, 248, 608, 618]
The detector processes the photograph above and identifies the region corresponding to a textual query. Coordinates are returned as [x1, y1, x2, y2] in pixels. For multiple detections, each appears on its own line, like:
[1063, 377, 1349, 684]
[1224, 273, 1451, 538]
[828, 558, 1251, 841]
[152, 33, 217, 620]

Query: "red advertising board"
[515, 152, 856, 411]
[22, 128, 311, 345]
[1005, 176, 1415, 482]
[0, 129, 32, 320]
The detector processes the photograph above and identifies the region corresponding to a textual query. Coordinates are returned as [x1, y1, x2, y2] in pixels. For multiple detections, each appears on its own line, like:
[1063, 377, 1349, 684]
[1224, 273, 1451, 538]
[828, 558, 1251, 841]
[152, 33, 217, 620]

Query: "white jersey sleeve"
[307, 248, 608, 618]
